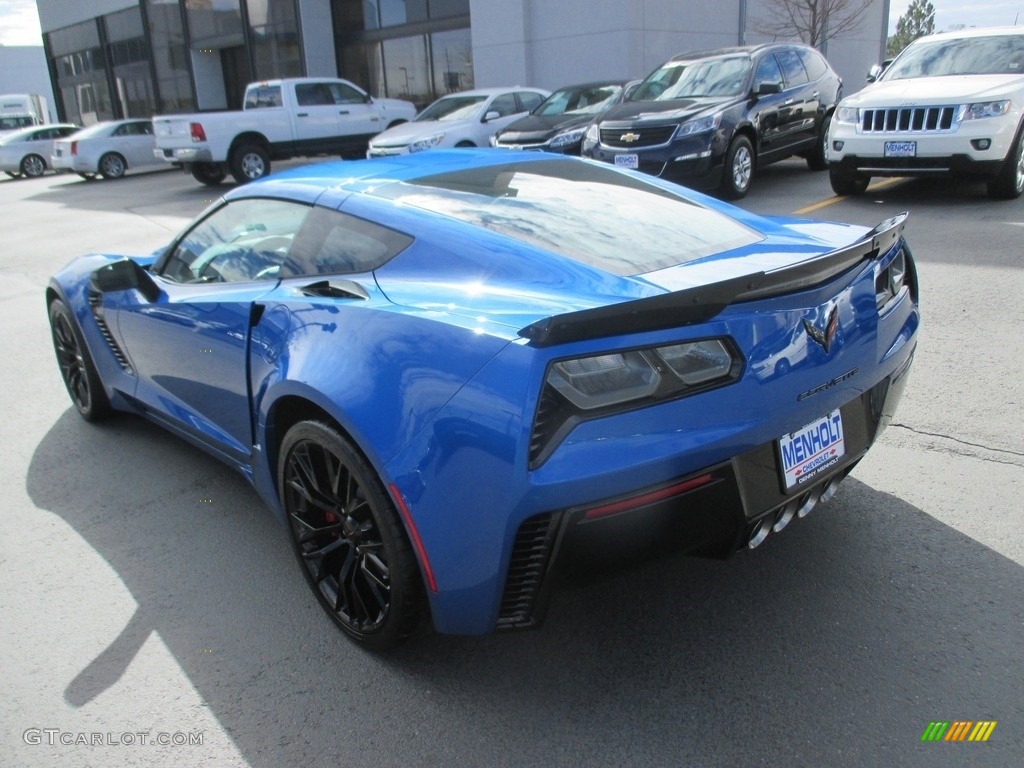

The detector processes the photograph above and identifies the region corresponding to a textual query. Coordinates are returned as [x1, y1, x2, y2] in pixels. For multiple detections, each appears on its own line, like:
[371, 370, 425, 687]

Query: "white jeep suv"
[827, 26, 1024, 199]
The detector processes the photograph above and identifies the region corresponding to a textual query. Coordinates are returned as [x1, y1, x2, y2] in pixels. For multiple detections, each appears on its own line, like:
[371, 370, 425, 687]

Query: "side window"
[328, 82, 368, 105]
[283, 207, 413, 277]
[798, 49, 829, 81]
[776, 49, 810, 87]
[158, 198, 311, 284]
[754, 55, 785, 90]
[517, 91, 545, 112]
[295, 83, 333, 106]
[244, 85, 283, 108]
[488, 93, 519, 118]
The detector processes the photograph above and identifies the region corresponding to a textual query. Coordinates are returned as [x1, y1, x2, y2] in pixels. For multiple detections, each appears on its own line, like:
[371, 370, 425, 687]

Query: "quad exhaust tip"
[747, 477, 843, 550]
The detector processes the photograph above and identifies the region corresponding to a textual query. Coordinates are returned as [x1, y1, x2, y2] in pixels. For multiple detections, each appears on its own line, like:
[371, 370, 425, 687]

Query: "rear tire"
[279, 421, 425, 650]
[987, 124, 1024, 200]
[719, 135, 754, 199]
[829, 167, 869, 196]
[49, 298, 111, 421]
[229, 143, 270, 184]
[806, 112, 831, 171]
[99, 152, 127, 179]
[191, 163, 226, 186]
[21, 154, 47, 178]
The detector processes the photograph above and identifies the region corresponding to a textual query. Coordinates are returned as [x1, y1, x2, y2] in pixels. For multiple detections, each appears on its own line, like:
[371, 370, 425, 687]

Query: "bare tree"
[753, 0, 875, 49]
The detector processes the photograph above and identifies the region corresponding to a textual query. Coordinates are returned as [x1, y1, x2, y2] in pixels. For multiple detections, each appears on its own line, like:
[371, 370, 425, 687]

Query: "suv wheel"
[987, 125, 1024, 200]
[719, 135, 753, 199]
[829, 167, 869, 196]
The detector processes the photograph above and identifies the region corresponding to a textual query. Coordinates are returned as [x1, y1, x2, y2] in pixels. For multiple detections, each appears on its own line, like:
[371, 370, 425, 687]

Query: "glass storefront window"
[185, 0, 245, 48]
[341, 43, 385, 96]
[247, 0, 302, 80]
[379, 0, 427, 28]
[382, 36, 431, 107]
[430, 28, 473, 94]
[427, 0, 470, 19]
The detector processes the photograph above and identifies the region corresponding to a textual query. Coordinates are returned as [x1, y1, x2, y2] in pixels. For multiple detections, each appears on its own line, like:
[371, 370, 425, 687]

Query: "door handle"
[339, 110, 350, 115]
[297, 112, 308, 117]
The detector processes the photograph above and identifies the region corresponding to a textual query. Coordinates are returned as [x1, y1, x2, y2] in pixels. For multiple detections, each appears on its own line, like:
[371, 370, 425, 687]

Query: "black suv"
[581, 44, 843, 198]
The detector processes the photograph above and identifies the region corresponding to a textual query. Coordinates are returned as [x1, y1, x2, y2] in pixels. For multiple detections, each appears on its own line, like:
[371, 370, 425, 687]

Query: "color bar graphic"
[921, 721, 996, 742]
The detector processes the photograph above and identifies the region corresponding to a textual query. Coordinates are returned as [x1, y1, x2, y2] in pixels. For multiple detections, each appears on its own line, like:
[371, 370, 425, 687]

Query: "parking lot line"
[793, 178, 906, 215]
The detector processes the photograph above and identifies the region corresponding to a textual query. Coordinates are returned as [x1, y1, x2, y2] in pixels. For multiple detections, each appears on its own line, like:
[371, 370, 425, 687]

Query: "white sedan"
[52, 118, 164, 180]
[367, 87, 549, 157]
[0, 124, 79, 178]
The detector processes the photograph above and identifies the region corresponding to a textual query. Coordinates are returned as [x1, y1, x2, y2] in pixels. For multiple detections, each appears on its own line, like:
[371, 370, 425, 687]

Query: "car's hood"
[598, 97, 734, 125]
[374, 216, 870, 336]
[497, 113, 594, 142]
[370, 119, 472, 147]
[846, 74, 1024, 106]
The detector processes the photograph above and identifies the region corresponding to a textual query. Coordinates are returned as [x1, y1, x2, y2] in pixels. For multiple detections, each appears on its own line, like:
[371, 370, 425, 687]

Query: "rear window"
[244, 85, 283, 108]
[369, 159, 762, 276]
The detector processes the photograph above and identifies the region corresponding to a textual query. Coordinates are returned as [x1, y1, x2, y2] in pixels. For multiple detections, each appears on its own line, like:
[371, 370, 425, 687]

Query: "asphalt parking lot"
[2, 159, 1022, 768]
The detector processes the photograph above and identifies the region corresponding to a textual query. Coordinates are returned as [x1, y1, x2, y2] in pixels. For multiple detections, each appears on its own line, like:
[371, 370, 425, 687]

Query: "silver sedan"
[52, 119, 164, 180]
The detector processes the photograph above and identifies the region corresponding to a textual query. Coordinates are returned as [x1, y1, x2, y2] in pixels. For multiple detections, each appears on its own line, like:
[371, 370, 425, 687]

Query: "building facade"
[37, 0, 889, 125]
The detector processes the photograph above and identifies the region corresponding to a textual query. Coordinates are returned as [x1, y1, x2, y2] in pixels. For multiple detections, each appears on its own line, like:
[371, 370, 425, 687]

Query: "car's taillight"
[190, 122, 206, 142]
[70, 141, 77, 156]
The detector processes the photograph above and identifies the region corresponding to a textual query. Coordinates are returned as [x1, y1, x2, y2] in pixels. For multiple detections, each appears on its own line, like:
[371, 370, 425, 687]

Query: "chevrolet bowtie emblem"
[619, 132, 641, 143]
[804, 304, 840, 354]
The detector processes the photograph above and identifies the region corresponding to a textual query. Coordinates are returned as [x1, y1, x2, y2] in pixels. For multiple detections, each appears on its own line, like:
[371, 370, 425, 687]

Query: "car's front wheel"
[21, 154, 47, 178]
[279, 421, 426, 650]
[719, 135, 754, 199]
[99, 152, 127, 179]
[987, 124, 1024, 200]
[229, 143, 270, 184]
[49, 298, 111, 421]
[829, 167, 870, 196]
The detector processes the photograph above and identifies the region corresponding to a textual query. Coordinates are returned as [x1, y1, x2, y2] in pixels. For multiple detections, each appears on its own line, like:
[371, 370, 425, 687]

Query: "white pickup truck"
[153, 77, 417, 185]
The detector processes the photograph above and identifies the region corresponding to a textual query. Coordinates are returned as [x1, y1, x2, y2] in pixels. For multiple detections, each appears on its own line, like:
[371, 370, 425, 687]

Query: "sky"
[0, 0, 1022, 46]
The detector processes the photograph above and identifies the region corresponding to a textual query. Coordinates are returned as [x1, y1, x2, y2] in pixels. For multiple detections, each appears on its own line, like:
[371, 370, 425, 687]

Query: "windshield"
[632, 56, 752, 100]
[534, 84, 623, 116]
[885, 34, 1024, 79]
[415, 95, 487, 122]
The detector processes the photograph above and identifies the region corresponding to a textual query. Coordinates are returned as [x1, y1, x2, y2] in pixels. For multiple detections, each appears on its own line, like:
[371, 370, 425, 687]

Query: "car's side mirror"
[755, 81, 783, 96]
[483, 110, 501, 122]
[866, 64, 884, 83]
[91, 258, 160, 301]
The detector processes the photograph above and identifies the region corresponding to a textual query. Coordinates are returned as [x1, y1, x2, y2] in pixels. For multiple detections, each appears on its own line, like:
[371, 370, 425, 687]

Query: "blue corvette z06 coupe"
[48, 150, 918, 649]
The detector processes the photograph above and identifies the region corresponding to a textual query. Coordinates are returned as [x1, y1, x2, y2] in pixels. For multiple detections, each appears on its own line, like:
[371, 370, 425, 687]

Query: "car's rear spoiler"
[518, 212, 908, 347]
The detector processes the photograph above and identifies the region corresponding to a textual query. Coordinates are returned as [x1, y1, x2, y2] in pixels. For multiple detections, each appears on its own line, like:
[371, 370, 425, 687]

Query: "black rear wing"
[518, 213, 908, 347]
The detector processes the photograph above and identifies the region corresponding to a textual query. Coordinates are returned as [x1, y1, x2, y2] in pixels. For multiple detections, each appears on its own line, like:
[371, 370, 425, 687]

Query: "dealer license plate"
[614, 154, 639, 169]
[778, 409, 845, 490]
[884, 141, 916, 158]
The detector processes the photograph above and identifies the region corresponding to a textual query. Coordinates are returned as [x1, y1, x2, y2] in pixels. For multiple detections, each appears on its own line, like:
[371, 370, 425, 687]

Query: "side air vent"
[88, 291, 134, 374]
[496, 512, 560, 629]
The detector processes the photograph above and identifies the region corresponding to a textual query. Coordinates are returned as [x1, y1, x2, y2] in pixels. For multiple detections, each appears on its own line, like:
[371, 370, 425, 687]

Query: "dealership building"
[36, 0, 891, 124]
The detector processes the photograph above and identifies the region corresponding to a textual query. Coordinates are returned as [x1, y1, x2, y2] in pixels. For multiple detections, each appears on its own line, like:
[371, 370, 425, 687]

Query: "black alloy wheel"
[279, 421, 424, 649]
[49, 299, 111, 421]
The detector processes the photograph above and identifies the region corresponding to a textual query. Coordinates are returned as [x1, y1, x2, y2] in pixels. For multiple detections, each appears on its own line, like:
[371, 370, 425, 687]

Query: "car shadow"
[27, 409, 1023, 766]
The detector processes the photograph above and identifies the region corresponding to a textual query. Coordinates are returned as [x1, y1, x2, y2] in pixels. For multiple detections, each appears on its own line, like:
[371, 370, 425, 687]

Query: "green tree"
[887, 0, 936, 58]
